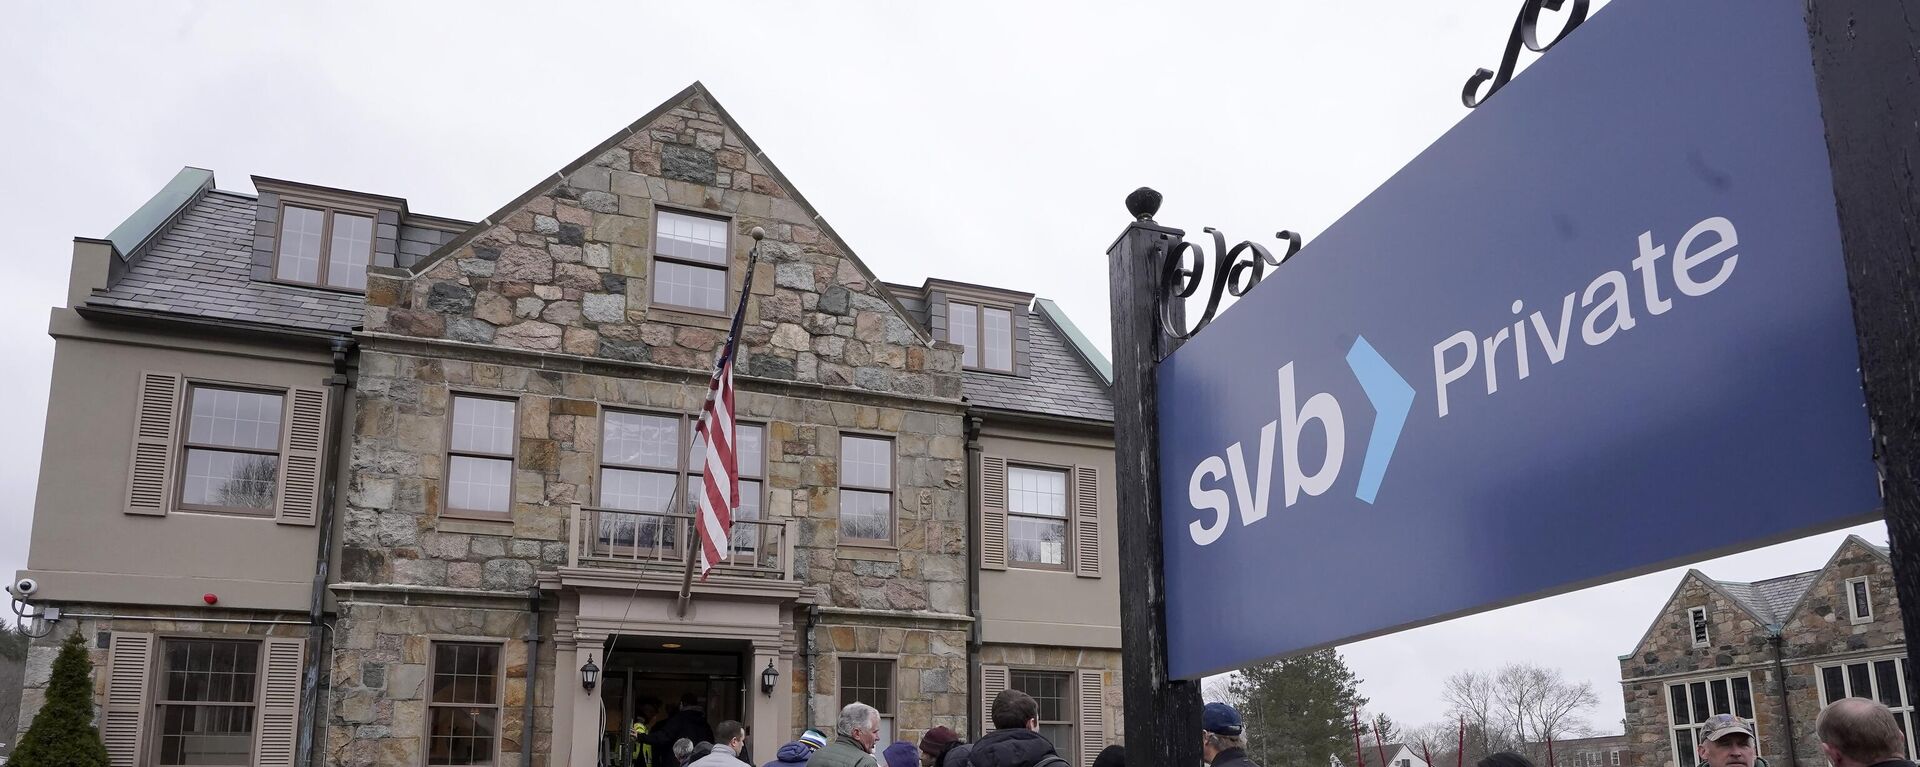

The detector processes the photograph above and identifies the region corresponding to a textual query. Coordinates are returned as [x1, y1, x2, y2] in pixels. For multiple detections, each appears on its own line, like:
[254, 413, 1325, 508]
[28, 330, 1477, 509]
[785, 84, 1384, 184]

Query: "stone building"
[1618, 535, 1906, 767]
[7, 82, 1121, 767]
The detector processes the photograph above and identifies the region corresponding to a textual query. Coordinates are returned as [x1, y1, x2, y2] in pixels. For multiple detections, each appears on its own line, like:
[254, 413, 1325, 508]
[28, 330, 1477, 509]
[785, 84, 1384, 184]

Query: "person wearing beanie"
[1092, 745, 1125, 767]
[918, 726, 966, 767]
[766, 730, 832, 767]
[883, 742, 921, 767]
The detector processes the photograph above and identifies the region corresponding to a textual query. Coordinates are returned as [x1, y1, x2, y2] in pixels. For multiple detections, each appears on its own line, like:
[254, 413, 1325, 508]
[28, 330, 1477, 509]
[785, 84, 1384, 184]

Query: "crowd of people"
[620, 688, 1914, 767]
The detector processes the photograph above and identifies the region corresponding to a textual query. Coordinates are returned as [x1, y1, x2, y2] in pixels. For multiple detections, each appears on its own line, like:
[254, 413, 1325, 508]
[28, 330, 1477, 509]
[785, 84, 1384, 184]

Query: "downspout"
[1770, 632, 1800, 767]
[299, 336, 353, 767]
[523, 586, 541, 767]
[802, 603, 817, 730]
[964, 413, 984, 738]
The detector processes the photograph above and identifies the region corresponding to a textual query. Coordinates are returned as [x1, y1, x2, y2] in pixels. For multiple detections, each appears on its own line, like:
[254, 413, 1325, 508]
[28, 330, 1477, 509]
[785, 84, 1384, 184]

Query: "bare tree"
[1495, 663, 1598, 747]
[1443, 670, 1501, 760]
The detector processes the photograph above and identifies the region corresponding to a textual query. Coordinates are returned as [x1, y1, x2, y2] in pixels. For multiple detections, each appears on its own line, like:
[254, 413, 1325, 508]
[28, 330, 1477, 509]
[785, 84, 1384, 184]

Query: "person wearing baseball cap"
[1202, 702, 1257, 767]
[1696, 714, 1757, 767]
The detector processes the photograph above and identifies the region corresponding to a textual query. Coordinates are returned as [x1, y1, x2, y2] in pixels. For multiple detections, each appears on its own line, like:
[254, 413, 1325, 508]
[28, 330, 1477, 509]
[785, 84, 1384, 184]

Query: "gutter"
[298, 336, 353, 767]
[1769, 632, 1801, 767]
[964, 413, 984, 737]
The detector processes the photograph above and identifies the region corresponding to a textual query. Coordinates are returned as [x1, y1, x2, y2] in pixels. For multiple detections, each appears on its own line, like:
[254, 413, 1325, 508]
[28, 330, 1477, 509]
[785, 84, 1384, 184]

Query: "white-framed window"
[1666, 674, 1756, 767]
[1688, 606, 1710, 648]
[446, 395, 517, 518]
[1819, 656, 1914, 757]
[651, 209, 730, 312]
[1611, 750, 1621, 766]
[1847, 576, 1874, 624]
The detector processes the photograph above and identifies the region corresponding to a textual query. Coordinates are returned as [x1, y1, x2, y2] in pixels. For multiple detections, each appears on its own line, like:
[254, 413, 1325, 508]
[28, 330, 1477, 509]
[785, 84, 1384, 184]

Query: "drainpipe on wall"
[298, 336, 353, 767]
[964, 413, 984, 738]
[805, 603, 820, 728]
[1770, 632, 1800, 767]
[523, 586, 541, 767]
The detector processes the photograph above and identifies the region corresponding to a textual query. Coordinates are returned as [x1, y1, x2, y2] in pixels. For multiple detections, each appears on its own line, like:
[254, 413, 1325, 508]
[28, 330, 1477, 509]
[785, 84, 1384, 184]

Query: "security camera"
[10, 578, 38, 597]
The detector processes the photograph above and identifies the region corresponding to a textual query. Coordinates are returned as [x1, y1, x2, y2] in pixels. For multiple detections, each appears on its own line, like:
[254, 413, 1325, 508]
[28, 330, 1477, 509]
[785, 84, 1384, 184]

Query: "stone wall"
[806, 619, 972, 744]
[326, 596, 555, 767]
[362, 91, 961, 401]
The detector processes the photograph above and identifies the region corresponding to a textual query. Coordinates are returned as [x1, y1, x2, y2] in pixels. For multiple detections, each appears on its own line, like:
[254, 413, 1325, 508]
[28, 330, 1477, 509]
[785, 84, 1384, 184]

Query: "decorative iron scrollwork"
[1462, 0, 1589, 108]
[1159, 226, 1304, 340]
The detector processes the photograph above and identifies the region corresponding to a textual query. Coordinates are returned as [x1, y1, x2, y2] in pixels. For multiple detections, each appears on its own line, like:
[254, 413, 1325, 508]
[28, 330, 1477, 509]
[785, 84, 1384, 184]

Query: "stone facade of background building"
[1620, 536, 1905, 767]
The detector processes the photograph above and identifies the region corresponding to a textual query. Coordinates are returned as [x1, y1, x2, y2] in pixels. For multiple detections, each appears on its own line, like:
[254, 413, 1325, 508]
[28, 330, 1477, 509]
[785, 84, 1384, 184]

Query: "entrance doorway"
[597, 635, 751, 767]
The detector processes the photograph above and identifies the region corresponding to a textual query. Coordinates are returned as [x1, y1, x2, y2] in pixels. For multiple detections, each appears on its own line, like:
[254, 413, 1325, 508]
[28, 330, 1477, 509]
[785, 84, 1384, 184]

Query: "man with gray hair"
[1202, 702, 1256, 767]
[808, 703, 882, 767]
[1818, 698, 1916, 767]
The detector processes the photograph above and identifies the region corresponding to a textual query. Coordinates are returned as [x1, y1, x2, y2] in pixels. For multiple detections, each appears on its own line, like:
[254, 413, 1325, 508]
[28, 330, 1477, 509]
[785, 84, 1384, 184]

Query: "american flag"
[693, 345, 739, 579]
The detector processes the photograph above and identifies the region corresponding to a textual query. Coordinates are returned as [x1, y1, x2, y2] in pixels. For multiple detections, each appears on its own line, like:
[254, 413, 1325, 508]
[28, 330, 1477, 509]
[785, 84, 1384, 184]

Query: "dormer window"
[275, 204, 373, 291]
[950, 301, 1014, 372]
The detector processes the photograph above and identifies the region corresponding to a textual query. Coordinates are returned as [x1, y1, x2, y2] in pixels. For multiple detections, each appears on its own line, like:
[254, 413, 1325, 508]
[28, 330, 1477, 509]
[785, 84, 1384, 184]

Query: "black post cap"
[1127, 187, 1163, 222]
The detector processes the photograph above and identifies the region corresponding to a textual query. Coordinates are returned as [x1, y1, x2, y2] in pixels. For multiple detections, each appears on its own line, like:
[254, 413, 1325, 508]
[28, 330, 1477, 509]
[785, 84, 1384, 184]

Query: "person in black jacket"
[966, 690, 1068, 767]
[1201, 702, 1256, 767]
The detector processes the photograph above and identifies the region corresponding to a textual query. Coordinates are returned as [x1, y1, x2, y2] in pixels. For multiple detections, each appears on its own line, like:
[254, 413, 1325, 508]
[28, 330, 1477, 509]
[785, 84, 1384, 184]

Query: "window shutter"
[254, 638, 304, 767]
[1078, 669, 1106, 767]
[980, 456, 1008, 571]
[276, 386, 328, 526]
[125, 372, 183, 516]
[1073, 466, 1100, 578]
[104, 632, 155, 767]
[980, 665, 1009, 734]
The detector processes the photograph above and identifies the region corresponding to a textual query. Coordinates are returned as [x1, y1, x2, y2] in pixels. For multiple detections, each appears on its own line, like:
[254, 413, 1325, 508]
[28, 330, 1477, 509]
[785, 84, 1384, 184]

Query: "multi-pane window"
[1688, 606, 1710, 647]
[1848, 577, 1874, 624]
[1007, 466, 1069, 567]
[1820, 657, 1913, 757]
[597, 411, 763, 561]
[1611, 750, 1621, 766]
[1667, 675, 1756, 767]
[839, 435, 893, 543]
[447, 396, 516, 517]
[180, 387, 283, 513]
[947, 301, 1015, 372]
[275, 205, 374, 291]
[156, 639, 260, 766]
[428, 643, 501, 767]
[840, 659, 895, 745]
[1012, 670, 1073, 751]
[652, 210, 729, 312]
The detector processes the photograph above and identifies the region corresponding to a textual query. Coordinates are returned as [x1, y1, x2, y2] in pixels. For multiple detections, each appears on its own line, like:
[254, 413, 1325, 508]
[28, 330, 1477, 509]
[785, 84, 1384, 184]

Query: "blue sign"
[1156, 0, 1881, 680]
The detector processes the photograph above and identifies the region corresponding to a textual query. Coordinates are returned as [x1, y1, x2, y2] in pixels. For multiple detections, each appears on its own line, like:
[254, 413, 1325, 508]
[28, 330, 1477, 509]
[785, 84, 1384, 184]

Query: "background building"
[1619, 535, 1905, 767]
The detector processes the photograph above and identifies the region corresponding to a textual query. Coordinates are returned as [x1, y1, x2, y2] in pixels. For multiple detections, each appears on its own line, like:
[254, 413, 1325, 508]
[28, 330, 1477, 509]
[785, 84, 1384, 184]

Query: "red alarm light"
[202, 593, 218, 605]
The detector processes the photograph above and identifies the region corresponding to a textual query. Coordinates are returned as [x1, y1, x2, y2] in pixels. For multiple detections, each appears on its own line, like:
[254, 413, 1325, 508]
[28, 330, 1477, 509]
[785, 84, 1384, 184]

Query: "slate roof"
[88, 191, 364, 334]
[1715, 569, 1819, 625]
[963, 306, 1114, 423]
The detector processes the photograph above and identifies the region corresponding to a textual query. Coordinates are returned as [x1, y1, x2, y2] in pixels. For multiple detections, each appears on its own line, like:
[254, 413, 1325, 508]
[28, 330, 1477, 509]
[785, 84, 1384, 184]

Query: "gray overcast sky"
[0, 0, 1875, 737]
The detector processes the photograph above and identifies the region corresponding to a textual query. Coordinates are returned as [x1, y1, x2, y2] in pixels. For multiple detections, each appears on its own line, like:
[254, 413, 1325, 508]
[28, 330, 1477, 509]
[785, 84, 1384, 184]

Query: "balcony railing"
[568, 505, 793, 580]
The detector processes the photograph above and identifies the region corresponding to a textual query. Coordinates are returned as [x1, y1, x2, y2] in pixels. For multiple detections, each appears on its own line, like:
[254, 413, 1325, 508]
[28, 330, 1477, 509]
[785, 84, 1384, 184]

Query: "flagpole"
[676, 226, 766, 617]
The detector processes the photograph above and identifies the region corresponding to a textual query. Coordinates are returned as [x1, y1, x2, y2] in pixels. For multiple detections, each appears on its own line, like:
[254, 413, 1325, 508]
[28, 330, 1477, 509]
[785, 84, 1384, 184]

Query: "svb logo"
[1184, 336, 1414, 546]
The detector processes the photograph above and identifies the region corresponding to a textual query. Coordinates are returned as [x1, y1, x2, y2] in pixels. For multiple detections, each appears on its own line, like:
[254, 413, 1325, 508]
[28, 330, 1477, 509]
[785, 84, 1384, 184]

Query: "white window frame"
[1666, 673, 1758, 767]
[1816, 655, 1914, 758]
[1847, 576, 1874, 624]
[1688, 606, 1710, 648]
[1610, 750, 1621, 766]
